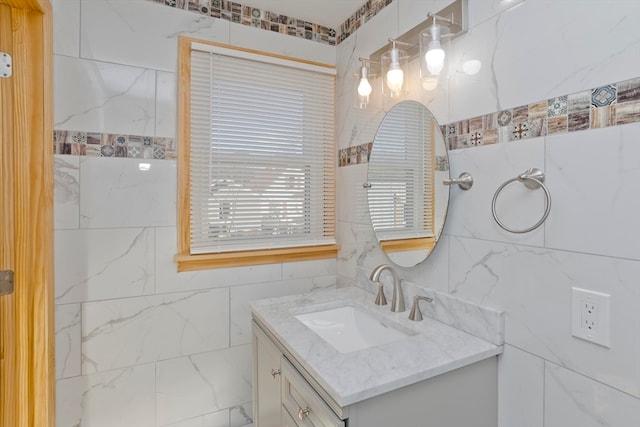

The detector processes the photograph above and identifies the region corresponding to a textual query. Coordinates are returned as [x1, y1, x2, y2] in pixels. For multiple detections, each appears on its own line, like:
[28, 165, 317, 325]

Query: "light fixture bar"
[367, 0, 467, 64]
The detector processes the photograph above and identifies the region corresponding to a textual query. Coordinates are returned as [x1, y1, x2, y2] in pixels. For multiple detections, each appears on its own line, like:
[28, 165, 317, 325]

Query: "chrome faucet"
[369, 264, 405, 312]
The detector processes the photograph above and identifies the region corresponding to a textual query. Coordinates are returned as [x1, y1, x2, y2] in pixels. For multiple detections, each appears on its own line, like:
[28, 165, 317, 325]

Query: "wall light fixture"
[356, 0, 469, 101]
[419, 12, 465, 91]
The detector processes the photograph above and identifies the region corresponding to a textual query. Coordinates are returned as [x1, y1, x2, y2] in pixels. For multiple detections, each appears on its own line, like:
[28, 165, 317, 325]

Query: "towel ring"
[491, 168, 551, 234]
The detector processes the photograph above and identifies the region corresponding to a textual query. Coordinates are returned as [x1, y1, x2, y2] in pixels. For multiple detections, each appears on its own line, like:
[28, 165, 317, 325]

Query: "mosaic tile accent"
[145, 0, 394, 45]
[617, 77, 640, 103]
[496, 110, 512, 127]
[547, 96, 568, 117]
[435, 155, 449, 172]
[338, 142, 451, 173]
[145, 0, 337, 45]
[337, 0, 394, 43]
[339, 76, 640, 166]
[338, 142, 372, 166]
[444, 76, 640, 151]
[469, 132, 483, 146]
[54, 130, 176, 160]
[591, 84, 617, 107]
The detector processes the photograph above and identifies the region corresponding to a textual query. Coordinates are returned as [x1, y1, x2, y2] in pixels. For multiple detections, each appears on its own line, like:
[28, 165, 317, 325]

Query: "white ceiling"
[237, 0, 366, 28]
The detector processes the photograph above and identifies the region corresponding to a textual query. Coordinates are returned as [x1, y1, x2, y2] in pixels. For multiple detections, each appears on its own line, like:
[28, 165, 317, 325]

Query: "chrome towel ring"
[491, 168, 551, 234]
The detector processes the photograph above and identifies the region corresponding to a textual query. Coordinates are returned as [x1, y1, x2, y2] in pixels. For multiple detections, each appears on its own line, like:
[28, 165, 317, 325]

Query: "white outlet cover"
[571, 287, 611, 348]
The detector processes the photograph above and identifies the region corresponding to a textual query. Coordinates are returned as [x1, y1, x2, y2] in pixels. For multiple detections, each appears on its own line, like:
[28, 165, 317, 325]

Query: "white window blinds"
[367, 102, 434, 241]
[189, 43, 336, 254]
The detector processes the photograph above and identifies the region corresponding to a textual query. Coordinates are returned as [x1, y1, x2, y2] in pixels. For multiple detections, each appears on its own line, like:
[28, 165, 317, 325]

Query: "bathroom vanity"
[250, 287, 504, 427]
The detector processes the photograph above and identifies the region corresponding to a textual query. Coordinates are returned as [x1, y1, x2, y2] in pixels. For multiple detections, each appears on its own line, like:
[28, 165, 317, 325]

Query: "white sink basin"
[294, 306, 410, 353]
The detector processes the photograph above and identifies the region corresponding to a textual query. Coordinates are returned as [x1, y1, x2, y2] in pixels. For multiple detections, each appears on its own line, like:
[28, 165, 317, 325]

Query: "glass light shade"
[425, 41, 445, 75]
[356, 64, 372, 109]
[357, 78, 372, 109]
[381, 46, 408, 98]
[358, 66, 372, 97]
[358, 77, 372, 96]
[386, 66, 404, 92]
[419, 24, 448, 91]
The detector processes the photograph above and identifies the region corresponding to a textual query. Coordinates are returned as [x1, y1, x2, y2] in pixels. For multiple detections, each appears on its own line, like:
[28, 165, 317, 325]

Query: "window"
[177, 38, 338, 271]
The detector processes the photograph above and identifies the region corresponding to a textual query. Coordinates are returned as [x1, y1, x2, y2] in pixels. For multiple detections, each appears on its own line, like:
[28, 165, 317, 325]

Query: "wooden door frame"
[0, 0, 54, 426]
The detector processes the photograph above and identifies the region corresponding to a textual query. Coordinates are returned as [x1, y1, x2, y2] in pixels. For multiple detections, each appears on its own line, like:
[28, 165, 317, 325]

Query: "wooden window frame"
[176, 36, 339, 272]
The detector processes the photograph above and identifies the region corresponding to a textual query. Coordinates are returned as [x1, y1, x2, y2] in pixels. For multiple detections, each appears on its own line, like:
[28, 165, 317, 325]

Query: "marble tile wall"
[50, 139, 339, 420]
[52, 0, 336, 426]
[51, 0, 640, 425]
[53, 161, 336, 427]
[336, 1, 640, 426]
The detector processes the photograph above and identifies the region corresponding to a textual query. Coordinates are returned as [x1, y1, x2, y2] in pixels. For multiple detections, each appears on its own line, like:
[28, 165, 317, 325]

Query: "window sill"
[379, 237, 435, 253]
[175, 244, 340, 272]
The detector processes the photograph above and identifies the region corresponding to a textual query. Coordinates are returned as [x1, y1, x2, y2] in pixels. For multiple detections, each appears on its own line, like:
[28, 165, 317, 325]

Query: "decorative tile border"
[338, 142, 450, 172]
[54, 130, 176, 160]
[146, 0, 337, 45]
[337, 0, 395, 44]
[145, 0, 394, 46]
[338, 142, 372, 166]
[444, 76, 640, 150]
[340, 76, 640, 168]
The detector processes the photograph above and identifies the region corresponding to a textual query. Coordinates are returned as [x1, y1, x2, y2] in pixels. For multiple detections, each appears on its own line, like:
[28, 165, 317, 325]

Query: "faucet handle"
[374, 282, 387, 306]
[408, 295, 434, 321]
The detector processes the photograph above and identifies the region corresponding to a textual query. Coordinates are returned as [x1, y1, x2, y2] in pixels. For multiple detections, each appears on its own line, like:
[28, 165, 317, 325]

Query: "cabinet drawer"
[281, 358, 345, 427]
[282, 405, 300, 427]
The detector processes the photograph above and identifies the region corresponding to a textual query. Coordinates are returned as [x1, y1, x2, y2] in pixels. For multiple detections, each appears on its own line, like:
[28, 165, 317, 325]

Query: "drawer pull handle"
[270, 368, 281, 379]
[298, 406, 310, 420]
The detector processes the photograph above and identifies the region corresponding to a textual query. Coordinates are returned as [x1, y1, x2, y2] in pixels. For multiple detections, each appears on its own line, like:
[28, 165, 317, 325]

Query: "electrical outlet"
[581, 301, 597, 331]
[571, 287, 610, 348]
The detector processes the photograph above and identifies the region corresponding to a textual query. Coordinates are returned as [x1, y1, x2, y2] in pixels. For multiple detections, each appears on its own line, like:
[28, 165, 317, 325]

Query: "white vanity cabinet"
[281, 358, 345, 427]
[253, 319, 498, 427]
[252, 321, 282, 426]
[253, 321, 344, 427]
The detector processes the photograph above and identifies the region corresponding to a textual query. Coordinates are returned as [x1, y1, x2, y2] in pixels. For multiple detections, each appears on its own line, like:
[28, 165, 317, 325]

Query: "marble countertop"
[250, 286, 503, 408]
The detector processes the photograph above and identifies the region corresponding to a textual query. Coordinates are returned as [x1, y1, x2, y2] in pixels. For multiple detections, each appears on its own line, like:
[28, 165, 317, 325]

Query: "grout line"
[443, 233, 640, 263]
[507, 343, 640, 402]
[543, 358, 640, 401]
[154, 361, 158, 427]
[542, 359, 546, 427]
[153, 227, 157, 295]
[77, 0, 82, 58]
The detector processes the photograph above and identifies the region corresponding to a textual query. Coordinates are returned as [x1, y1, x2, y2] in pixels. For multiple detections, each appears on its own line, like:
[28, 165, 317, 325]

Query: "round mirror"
[367, 101, 450, 268]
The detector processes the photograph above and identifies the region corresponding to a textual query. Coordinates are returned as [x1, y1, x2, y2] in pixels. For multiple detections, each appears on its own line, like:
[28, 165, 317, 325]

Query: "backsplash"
[144, 0, 395, 46]
[53, 130, 176, 160]
[339, 76, 640, 167]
